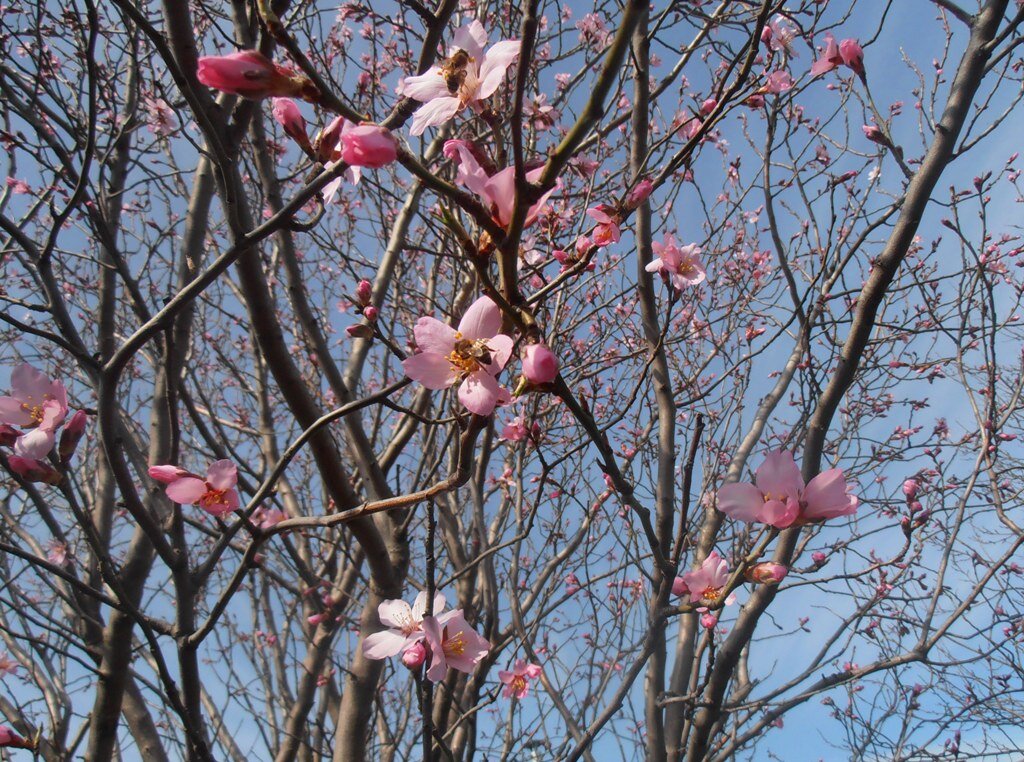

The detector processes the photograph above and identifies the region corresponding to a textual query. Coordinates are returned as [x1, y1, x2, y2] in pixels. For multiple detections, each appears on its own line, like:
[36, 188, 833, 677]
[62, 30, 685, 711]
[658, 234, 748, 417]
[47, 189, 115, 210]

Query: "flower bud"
[626, 178, 653, 209]
[811, 551, 827, 565]
[272, 98, 311, 151]
[402, 641, 427, 669]
[700, 613, 718, 629]
[902, 479, 919, 499]
[839, 39, 864, 76]
[362, 305, 379, 322]
[340, 125, 398, 168]
[700, 98, 717, 116]
[6, 455, 61, 485]
[356, 279, 373, 306]
[346, 324, 373, 339]
[521, 343, 559, 385]
[745, 562, 788, 585]
[148, 464, 190, 484]
[862, 124, 885, 144]
[58, 410, 88, 463]
[197, 51, 312, 100]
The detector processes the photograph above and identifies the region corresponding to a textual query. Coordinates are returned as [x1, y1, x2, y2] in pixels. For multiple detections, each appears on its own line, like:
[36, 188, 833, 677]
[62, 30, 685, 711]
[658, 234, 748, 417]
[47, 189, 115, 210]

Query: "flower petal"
[452, 20, 488, 60]
[13, 428, 54, 460]
[0, 396, 35, 426]
[458, 372, 503, 415]
[409, 96, 461, 136]
[457, 296, 502, 340]
[476, 40, 521, 100]
[403, 353, 457, 390]
[803, 468, 858, 521]
[400, 69, 451, 102]
[206, 459, 237, 490]
[413, 316, 458, 355]
[755, 451, 803, 501]
[377, 599, 413, 629]
[487, 334, 515, 372]
[716, 482, 766, 523]
[483, 167, 517, 227]
[362, 629, 409, 660]
[165, 477, 209, 505]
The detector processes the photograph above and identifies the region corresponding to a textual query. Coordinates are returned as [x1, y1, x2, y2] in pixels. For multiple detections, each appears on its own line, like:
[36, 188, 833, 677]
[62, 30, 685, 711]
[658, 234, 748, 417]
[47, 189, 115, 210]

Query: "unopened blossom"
[362, 591, 447, 660]
[745, 562, 788, 585]
[673, 551, 737, 609]
[0, 726, 31, 749]
[6, 455, 61, 485]
[422, 609, 490, 682]
[586, 205, 621, 247]
[700, 98, 717, 116]
[196, 51, 312, 100]
[626, 178, 654, 209]
[717, 450, 858, 528]
[355, 279, 373, 306]
[402, 641, 427, 669]
[340, 125, 398, 168]
[902, 479, 919, 499]
[443, 140, 556, 229]
[498, 659, 542, 699]
[57, 409, 87, 462]
[0, 364, 69, 460]
[521, 343, 559, 384]
[315, 116, 363, 202]
[645, 235, 706, 291]
[0, 653, 17, 677]
[251, 506, 287, 529]
[401, 20, 520, 135]
[271, 98, 310, 151]
[402, 296, 514, 416]
[839, 39, 865, 76]
[150, 459, 240, 517]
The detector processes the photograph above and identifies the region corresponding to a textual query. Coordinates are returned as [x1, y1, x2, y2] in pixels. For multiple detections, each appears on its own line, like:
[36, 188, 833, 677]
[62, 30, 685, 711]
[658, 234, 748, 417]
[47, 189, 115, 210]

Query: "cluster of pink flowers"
[717, 451, 858, 528]
[149, 460, 241, 517]
[1, 364, 87, 484]
[363, 592, 490, 683]
[810, 34, 865, 79]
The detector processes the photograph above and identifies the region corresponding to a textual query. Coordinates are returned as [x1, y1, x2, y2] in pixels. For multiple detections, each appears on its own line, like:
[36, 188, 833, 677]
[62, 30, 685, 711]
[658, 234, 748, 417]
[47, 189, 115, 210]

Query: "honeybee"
[440, 49, 472, 94]
[455, 338, 492, 367]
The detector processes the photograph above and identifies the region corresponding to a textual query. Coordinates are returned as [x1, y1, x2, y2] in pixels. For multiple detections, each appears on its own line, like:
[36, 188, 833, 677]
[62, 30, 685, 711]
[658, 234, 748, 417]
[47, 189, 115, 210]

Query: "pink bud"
[700, 613, 718, 629]
[521, 343, 559, 385]
[902, 479, 919, 499]
[0, 726, 31, 749]
[0, 424, 18, 448]
[839, 39, 864, 76]
[626, 178, 654, 209]
[148, 464, 190, 484]
[196, 51, 307, 100]
[362, 305, 379, 322]
[356, 279, 373, 306]
[760, 26, 773, 46]
[340, 125, 398, 168]
[745, 562, 788, 585]
[700, 98, 717, 116]
[272, 98, 310, 150]
[58, 409, 88, 462]
[402, 641, 427, 669]
[307, 613, 327, 626]
[6, 455, 61, 485]
[862, 124, 885, 144]
[811, 551, 827, 564]
[346, 324, 373, 339]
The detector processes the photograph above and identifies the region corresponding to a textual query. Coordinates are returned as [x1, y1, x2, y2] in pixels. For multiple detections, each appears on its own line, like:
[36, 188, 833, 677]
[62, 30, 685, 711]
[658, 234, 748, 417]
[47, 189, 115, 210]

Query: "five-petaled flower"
[422, 609, 490, 682]
[400, 21, 520, 135]
[402, 296, 514, 416]
[645, 235, 706, 291]
[0, 364, 69, 460]
[363, 591, 447, 660]
[672, 551, 737, 610]
[717, 450, 858, 528]
[149, 459, 241, 517]
[498, 659, 542, 699]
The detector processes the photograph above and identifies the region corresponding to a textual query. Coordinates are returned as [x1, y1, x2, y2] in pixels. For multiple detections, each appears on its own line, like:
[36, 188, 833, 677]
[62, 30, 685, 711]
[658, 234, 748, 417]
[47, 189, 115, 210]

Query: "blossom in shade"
[400, 21, 520, 135]
[0, 726, 31, 749]
[6, 455, 60, 485]
[645, 235, 706, 290]
[501, 416, 529, 442]
[340, 125, 398, 168]
[251, 506, 287, 529]
[150, 460, 240, 517]
[422, 609, 490, 682]
[521, 343, 559, 384]
[717, 450, 858, 528]
[362, 591, 447, 660]
[498, 659, 542, 699]
[586, 205, 621, 247]
[443, 140, 557, 229]
[271, 98, 310, 151]
[0, 364, 69, 459]
[673, 551, 737, 609]
[196, 51, 311, 100]
[402, 296, 514, 416]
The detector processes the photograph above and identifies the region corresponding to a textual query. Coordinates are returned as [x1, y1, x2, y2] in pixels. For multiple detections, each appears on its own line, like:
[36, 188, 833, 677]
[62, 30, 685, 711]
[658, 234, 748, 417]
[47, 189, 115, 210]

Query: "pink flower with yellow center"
[362, 591, 447, 660]
[422, 609, 490, 683]
[0, 363, 69, 459]
[149, 459, 240, 517]
[498, 659, 542, 699]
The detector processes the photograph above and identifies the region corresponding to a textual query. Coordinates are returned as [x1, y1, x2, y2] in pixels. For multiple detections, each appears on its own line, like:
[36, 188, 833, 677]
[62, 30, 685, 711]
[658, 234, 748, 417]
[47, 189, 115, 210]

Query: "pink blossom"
[862, 124, 884, 143]
[0, 652, 18, 676]
[6, 455, 60, 485]
[809, 33, 842, 77]
[57, 409, 88, 462]
[811, 551, 827, 564]
[5, 177, 30, 194]
[839, 39, 865, 76]
[527, 93, 559, 130]
[763, 70, 794, 94]
[764, 15, 800, 57]
[0, 364, 69, 459]
[902, 479, 919, 499]
[400, 21, 520, 135]
[147, 464, 190, 484]
[356, 279, 373, 306]
[154, 460, 241, 516]
[143, 97, 178, 137]
[46, 539, 69, 566]
[717, 450, 858, 528]
[251, 506, 286, 529]
[501, 416, 529, 441]
[498, 659, 542, 699]
[362, 591, 447, 660]
[745, 562, 788, 585]
[0, 726, 30, 749]
[674, 551, 737, 608]
[700, 612, 718, 629]
[317, 117, 362, 200]
[271, 98, 310, 151]
[196, 51, 308, 100]
[402, 296, 514, 416]
[645, 235, 706, 290]
[443, 140, 556, 229]
[626, 178, 654, 209]
[700, 98, 717, 116]
[362, 305, 379, 322]
[340, 124, 398, 168]
[422, 609, 490, 682]
[586, 205, 621, 247]
[521, 343, 559, 384]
